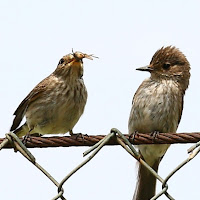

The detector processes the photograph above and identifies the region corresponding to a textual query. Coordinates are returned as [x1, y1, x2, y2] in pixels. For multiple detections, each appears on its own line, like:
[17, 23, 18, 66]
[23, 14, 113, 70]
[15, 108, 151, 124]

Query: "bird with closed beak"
[10, 51, 95, 138]
[128, 46, 190, 200]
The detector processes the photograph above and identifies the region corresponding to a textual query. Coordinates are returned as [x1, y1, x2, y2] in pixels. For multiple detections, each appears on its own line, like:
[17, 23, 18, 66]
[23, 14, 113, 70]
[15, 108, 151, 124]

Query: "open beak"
[136, 65, 153, 72]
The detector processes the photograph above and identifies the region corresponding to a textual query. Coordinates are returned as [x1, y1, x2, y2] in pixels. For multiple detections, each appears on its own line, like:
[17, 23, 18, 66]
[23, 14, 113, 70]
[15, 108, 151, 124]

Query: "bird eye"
[163, 63, 170, 70]
[58, 58, 65, 65]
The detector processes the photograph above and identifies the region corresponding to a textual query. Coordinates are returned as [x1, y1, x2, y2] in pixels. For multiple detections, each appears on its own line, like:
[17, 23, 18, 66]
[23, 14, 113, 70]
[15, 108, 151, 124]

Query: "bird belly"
[33, 104, 85, 134]
[26, 80, 87, 135]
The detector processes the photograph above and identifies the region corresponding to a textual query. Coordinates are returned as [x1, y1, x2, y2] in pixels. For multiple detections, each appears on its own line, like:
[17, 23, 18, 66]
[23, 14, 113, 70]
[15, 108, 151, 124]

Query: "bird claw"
[22, 133, 32, 145]
[129, 131, 139, 140]
[75, 133, 88, 141]
[22, 132, 41, 145]
[150, 131, 159, 142]
[69, 130, 88, 142]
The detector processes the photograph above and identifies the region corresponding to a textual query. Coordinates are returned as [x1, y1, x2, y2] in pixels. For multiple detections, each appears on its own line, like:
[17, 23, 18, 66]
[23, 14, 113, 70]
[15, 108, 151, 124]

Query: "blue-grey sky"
[1, 1, 200, 199]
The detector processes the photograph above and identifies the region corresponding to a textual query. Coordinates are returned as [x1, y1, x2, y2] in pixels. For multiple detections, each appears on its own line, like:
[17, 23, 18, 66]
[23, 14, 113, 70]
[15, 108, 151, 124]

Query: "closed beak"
[136, 65, 153, 72]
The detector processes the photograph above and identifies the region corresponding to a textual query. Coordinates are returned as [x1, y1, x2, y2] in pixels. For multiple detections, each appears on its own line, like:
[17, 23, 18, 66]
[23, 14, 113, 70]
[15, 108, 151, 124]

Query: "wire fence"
[1, 129, 200, 200]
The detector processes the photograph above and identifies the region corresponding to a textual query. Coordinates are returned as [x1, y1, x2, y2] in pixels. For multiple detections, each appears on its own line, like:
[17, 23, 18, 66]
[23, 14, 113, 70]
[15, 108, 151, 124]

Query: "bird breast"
[129, 78, 182, 134]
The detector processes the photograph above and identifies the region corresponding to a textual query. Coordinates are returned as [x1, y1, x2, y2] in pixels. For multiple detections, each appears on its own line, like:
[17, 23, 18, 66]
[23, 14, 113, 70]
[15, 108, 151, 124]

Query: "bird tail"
[13, 123, 29, 138]
[133, 159, 160, 200]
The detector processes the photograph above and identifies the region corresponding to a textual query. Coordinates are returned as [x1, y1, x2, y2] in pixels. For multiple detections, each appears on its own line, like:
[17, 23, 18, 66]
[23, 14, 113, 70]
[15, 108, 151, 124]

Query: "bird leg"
[22, 133, 31, 145]
[22, 128, 36, 144]
[69, 130, 88, 141]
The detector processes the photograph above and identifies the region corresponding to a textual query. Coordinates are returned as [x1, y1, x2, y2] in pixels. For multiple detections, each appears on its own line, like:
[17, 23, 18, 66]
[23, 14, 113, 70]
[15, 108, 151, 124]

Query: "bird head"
[55, 51, 97, 79]
[136, 46, 190, 90]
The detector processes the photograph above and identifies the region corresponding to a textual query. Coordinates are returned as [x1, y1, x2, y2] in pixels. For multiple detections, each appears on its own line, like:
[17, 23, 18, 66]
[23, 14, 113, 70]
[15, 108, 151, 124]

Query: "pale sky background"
[0, 1, 200, 199]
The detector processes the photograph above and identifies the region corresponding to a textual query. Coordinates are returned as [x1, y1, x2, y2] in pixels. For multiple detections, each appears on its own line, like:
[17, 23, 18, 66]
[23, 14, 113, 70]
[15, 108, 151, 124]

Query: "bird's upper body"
[128, 46, 190, 166]
[10, 52, 93, 137]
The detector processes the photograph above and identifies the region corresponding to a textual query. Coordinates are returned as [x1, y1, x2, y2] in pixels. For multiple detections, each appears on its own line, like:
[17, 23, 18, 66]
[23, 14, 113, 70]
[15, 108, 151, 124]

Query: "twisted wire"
[1, 132, 200, 149]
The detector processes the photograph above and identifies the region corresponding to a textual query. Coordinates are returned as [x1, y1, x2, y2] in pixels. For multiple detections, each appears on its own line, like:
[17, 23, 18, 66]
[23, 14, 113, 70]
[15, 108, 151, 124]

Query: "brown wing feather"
[10, 75, 52, 131]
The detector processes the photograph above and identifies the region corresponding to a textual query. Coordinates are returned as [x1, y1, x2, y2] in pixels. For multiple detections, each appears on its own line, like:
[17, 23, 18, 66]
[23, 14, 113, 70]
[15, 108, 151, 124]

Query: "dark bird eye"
[58, 58, 65, 65]
[163, 63, 170, 70]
